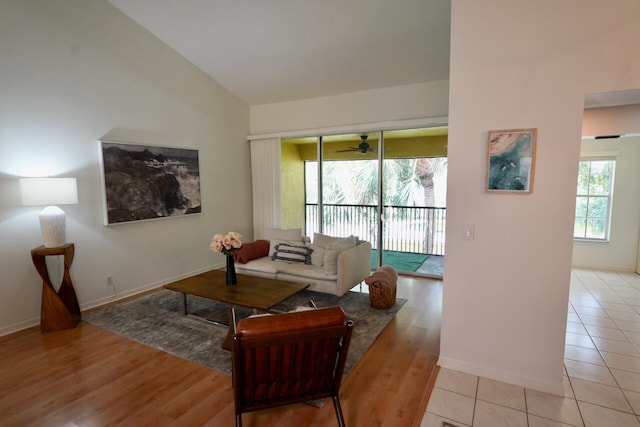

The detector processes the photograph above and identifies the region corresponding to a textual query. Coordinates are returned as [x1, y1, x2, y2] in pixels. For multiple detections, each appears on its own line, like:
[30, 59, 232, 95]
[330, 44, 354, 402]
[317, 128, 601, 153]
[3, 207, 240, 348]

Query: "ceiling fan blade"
[335, 136, 375, 153]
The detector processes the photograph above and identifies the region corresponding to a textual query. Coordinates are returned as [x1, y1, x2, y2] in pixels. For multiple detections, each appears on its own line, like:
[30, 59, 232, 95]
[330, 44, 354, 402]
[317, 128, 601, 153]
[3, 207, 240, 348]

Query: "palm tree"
[414, 158, 439, 253]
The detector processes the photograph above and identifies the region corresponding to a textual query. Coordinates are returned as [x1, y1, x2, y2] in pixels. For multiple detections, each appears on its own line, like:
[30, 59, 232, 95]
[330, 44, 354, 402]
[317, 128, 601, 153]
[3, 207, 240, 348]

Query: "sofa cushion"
[272, 241, 313, 264]
[277, 262, 336, 280]
[323, 237, 357, 275]
[233, 240, 270, 264]
[234, 257, 281, 275]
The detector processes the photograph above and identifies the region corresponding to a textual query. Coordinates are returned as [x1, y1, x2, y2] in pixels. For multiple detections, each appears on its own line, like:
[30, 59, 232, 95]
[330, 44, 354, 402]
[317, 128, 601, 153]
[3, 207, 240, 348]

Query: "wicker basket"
[369, 285, 396, 309]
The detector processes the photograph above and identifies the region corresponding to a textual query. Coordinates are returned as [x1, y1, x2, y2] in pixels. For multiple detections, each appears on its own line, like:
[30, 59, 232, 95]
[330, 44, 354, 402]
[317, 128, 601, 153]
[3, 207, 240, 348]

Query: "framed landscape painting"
[485, 128, 537, 194]
[98, 140, 201, 225]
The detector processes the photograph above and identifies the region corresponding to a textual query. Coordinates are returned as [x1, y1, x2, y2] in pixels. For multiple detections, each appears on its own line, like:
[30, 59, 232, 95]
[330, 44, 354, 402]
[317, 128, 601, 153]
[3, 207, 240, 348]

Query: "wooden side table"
[30, 243, 81, 332]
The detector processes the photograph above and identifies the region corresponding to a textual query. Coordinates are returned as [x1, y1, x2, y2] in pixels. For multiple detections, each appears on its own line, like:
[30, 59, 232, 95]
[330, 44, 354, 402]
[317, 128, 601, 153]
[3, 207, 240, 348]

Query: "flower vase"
[226, 254, 237, 285]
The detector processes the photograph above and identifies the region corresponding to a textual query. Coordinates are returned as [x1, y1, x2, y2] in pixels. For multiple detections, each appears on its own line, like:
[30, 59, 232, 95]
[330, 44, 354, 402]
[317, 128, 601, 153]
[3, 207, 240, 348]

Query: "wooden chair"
[231, 306, 354, 427]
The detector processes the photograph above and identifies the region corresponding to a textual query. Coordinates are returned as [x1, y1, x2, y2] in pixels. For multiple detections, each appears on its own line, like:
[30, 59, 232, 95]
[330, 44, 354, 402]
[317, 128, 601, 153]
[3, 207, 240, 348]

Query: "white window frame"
[574, 158, 616, 242]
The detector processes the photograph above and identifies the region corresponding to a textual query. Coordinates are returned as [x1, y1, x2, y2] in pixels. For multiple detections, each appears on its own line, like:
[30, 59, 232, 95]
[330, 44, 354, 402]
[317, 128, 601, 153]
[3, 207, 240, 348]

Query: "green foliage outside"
[305, 157, 448, 207]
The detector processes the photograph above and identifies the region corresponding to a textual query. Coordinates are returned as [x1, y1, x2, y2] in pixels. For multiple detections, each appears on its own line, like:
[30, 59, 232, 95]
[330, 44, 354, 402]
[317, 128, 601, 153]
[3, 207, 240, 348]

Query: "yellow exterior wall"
[280, 141, 305, 229]
[295, 135, 448, 161]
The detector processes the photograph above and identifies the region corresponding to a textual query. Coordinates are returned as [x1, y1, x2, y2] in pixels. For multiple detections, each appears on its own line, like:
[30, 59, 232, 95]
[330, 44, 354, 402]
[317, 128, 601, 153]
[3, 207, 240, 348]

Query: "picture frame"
[485, 128, 537, 194]
[98, 140, 201, 225]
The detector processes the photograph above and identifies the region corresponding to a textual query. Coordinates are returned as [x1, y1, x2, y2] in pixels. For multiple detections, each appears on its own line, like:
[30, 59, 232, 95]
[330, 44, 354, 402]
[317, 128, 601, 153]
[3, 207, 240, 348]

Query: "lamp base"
[39, 206, 66, 248]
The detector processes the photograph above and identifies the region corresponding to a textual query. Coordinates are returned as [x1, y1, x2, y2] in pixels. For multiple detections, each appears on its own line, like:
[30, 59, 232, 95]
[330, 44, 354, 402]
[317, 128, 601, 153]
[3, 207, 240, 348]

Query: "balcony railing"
[305, 204, 446, 256]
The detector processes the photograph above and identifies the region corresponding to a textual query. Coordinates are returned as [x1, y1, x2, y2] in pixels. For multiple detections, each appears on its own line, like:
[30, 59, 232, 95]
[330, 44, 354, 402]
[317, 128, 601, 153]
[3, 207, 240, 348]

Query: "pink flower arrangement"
[210, 232, 243, 255]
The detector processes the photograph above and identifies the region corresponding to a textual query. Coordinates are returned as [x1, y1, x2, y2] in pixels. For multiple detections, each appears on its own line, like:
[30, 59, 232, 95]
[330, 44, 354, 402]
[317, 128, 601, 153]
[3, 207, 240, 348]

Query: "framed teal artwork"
[485, 128, 537, 194]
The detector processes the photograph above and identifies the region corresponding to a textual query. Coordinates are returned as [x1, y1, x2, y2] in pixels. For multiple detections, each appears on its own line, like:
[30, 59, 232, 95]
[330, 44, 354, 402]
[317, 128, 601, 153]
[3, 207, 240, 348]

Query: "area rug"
[371, 249, 429, 272]
[83, 288, 406, 377]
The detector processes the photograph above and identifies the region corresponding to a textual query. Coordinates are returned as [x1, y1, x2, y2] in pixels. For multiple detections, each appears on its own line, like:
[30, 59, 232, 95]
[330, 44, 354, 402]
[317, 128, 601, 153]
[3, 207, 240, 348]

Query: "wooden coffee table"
[163, 269, 309, 325]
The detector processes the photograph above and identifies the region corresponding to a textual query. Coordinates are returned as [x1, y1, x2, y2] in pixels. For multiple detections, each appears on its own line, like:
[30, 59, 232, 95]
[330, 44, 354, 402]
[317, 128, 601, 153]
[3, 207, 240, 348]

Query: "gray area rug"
[84, 288, 406, 377]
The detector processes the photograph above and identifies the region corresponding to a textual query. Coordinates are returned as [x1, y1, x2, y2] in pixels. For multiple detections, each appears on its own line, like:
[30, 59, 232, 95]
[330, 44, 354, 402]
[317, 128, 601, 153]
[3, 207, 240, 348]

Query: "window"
[574, 159, 615, 240]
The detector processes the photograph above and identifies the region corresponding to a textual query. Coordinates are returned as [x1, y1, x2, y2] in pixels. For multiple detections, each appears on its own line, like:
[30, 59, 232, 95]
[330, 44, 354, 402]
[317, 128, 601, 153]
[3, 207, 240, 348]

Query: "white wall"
[583, 104, 640, 138]
[572, 135, 640, 271]
[0, 0, 251, 335]
[250, 80, 449, 136]
[441, 0, 640, 394]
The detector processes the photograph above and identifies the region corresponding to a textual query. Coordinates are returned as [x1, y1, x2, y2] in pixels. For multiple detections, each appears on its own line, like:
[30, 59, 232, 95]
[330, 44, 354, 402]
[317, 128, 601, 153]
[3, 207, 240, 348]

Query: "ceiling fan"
[335, 135, 375, 154]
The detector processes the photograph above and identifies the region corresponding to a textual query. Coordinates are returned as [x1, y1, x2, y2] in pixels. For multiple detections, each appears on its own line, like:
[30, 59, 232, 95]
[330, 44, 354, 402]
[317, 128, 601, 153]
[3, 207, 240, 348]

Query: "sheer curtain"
[249, 137, 282, 239]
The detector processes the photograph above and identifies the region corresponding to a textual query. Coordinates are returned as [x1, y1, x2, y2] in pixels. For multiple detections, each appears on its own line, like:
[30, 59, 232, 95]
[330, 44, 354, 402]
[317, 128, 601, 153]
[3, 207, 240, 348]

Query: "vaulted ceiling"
[109, 0, 451, 106]
[109, 1, 640, 110]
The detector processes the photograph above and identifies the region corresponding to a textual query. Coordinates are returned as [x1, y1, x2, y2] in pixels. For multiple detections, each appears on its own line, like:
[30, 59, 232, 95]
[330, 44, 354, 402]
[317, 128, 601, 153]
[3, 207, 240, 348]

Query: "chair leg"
[332, 396, 346, 427]
[236, 413, 242, 427]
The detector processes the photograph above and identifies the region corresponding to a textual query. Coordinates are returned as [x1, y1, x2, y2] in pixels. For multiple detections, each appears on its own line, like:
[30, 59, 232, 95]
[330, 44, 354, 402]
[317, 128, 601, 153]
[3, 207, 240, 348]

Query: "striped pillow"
[272, 242, 313, 264]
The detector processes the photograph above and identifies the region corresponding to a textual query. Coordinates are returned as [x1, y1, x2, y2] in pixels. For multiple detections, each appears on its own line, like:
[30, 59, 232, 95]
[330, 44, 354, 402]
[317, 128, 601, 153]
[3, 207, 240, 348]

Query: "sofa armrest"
[336, 241, 372, 297]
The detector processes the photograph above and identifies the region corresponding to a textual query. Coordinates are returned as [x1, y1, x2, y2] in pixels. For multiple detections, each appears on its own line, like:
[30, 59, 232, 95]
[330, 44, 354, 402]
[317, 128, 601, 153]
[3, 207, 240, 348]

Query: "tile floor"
[421, 268, 640, 426]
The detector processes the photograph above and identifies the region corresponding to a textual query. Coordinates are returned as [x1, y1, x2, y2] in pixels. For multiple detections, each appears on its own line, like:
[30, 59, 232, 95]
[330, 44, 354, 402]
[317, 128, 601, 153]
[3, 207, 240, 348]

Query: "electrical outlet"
[106, 275, 113, 287]
[463, 224, 475, 240]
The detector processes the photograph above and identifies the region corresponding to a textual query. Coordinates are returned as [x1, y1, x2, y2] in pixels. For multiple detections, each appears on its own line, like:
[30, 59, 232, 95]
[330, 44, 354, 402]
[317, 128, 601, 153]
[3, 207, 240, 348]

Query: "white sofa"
[234, 229, 372, 297]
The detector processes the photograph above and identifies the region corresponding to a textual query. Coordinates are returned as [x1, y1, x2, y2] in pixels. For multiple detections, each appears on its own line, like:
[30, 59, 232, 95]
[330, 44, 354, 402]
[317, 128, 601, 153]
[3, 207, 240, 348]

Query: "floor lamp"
[20, 177, 78, 248]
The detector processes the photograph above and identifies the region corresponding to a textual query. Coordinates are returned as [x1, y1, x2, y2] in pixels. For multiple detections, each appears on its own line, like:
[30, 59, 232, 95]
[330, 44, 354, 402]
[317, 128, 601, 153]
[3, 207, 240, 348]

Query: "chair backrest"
[232, 306, 353, 419]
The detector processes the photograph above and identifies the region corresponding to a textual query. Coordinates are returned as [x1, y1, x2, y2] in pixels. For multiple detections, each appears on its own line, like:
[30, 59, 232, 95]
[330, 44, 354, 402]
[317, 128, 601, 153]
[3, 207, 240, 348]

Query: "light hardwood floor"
[0, 275, 442, 427]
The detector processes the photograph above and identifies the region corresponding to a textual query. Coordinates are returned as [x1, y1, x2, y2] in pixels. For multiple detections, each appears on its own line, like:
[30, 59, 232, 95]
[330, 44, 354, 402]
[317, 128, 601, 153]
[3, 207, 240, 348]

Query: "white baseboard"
[0, 318, 39, 337]
[571, 262, 636, 272]
[80, 265, 221, 312]
[0, 265, 223, 338]
[437, 355, 564, 396]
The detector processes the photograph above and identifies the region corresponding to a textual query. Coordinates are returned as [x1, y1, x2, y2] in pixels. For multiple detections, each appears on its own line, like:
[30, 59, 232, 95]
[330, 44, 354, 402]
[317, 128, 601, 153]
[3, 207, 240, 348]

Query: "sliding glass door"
[288, 126, 447, 275]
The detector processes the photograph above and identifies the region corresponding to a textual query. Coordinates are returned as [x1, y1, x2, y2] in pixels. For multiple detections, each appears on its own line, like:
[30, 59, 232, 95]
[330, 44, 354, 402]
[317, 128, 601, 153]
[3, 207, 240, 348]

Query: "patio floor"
[415, 255, 444, 279]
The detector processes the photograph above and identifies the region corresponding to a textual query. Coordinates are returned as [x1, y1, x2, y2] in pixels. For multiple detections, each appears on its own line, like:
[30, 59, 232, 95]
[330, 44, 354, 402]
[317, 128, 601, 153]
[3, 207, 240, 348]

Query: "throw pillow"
[272, 241, 313, 264]
[264, 227, 302, 242]
[268, 239, 301, 257]
[322, 237, 357, 275]
[313, 232, 343, 249]
[233, 240, 270, 264]
[313, 233, 358, 248]
[306, 243, 325, 267]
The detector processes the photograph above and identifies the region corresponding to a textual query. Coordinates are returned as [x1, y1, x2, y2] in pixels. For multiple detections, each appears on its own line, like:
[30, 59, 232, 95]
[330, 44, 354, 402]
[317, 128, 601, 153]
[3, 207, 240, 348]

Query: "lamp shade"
[20, 177, 78, 247]
[19, 178, 78, 206]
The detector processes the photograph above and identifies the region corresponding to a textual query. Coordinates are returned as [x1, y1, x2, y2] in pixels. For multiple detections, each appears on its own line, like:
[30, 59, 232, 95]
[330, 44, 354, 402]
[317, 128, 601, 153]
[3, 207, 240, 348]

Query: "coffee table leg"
[182, 293, 188, 315]
[180, 293, 231, 327]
